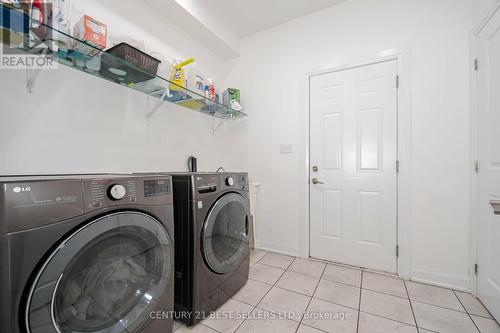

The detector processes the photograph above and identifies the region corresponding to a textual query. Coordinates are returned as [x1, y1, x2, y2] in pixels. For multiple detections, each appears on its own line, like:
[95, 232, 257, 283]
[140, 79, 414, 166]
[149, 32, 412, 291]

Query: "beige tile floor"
[174, 250, 500, 333]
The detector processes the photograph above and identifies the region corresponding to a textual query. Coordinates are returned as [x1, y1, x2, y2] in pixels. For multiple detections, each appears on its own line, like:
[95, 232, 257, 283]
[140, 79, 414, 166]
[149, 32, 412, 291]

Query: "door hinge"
[474, 58, 479, 71]
[396, 75, 400, 88]
[396, 245, 400, 258]
[396, 160, 400, 173]
[474, 160, 479, 173]
[474, 263, 478, 275]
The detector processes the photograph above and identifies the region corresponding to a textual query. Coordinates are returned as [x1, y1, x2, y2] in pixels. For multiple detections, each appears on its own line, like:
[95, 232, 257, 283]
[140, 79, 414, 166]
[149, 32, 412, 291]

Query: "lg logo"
[13, 186, 31, 193]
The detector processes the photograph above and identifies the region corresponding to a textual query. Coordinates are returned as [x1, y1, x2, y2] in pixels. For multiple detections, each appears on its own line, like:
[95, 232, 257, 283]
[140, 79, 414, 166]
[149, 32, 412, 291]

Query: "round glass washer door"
[202, 193, 251, 274]
[26, 211, 173, 333]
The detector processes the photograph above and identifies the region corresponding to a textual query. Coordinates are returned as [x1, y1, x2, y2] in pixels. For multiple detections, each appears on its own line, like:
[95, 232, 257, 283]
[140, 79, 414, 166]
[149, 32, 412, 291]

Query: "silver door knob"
[312, 178, 324, 185]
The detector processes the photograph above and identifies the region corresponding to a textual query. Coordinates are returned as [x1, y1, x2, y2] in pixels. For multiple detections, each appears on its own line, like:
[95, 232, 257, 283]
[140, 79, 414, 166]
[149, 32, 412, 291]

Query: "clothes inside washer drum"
[59, 241, 148, 323]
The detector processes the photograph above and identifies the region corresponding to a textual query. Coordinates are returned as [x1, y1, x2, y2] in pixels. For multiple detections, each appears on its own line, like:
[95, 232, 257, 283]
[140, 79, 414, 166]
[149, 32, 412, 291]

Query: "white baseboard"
[256, 241, 300, 257]
[411, 265, 471, 292]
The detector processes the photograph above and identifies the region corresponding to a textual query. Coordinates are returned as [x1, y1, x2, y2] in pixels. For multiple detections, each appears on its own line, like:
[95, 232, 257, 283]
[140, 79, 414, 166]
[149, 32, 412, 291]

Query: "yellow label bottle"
[169, 58, 194, 91]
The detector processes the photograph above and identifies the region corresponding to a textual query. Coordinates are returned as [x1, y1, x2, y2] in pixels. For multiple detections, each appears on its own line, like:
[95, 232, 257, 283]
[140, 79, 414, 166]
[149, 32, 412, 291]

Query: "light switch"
[280, 144, 294, 154]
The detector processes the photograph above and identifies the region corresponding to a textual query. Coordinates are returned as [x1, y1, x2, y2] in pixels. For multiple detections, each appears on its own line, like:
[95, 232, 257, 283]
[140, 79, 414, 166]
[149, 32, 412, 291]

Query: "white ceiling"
[187, 0, 347, 37]
[143, 0, 347, 59]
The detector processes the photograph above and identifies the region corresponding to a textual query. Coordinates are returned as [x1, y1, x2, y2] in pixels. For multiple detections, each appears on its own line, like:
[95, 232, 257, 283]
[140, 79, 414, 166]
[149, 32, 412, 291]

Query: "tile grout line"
[253, 251, 267, 264]
[254, 251, 452, 332]
[356, 270, 364, 333]
[321, 275, 364, 289]
[261, 281, 438, 331]
[229, 291, 259, 332]
[274, 284, 318, 298]
[252, 251, 488, 333]
[230, 297, 262, 309]
[293, 259, 328, 333]
[410, 299, 472, 314]
[236, 267, 287, 332]
[358, 309, 420, 329]
[291, 293, 422, 329]
[403, 279, 472, 314]
[218, 250, 271, 333]
[252, 252, 441, 332]
[234, 254, 292, 333]
[361, 285, 411, 300]
[311, 295, 363, 313]
[287, 257, 328, 279]
[202, 323, 222, 333]
[311, 257, 366, 272]
[404, 280, 420, 333]
[255, 260, 293, 271]
[472, 294, 497, 320]
[254, 251, 484, 333]
[452, 289, 481, 333]
[299, 323, 330, 333]
[257, 251, 295, 269]
[274, 266, 428, 325]
[249, 271, 366, 305]
[175, 321, 222, 332]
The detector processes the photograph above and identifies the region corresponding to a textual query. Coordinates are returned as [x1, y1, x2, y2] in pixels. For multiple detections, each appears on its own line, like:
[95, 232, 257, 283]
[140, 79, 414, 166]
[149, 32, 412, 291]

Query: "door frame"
[299, 48, 412, 278]
[470, 1, 500, 296]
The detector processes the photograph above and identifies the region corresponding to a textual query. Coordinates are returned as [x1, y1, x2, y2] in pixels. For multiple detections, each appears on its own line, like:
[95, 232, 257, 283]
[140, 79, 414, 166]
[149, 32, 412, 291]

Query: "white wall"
[228, 0, 473, 290]
[0, 0, 246, 175]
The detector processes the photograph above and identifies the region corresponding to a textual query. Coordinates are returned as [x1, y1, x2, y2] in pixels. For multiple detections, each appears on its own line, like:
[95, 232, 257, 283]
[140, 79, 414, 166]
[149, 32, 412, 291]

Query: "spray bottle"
[169, 58, 194, 91]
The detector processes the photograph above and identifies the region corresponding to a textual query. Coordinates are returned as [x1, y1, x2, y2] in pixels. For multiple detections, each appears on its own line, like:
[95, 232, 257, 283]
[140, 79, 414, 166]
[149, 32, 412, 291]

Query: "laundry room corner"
[2, 0, 500, 332]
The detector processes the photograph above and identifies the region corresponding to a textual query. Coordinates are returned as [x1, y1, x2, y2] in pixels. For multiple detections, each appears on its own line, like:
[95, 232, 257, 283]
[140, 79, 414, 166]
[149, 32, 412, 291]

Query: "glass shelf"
[0, 4, 246, 120]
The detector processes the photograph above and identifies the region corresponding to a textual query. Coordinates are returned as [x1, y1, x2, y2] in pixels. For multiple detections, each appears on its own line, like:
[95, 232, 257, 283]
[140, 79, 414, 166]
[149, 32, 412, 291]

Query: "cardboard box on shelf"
[72, 15, 107, 56]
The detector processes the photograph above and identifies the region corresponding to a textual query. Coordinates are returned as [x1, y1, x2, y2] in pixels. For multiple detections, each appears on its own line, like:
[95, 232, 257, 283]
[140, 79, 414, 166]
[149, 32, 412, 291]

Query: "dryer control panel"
[194, 174, 219, 198]
[193, 173, 249, 197]
[222, 174, 248, 191]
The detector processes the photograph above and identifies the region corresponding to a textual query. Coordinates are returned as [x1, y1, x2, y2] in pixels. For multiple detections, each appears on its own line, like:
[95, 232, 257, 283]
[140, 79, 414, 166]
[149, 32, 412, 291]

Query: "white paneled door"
[309, 60, 398, 273]
[476, 6, 500, 322]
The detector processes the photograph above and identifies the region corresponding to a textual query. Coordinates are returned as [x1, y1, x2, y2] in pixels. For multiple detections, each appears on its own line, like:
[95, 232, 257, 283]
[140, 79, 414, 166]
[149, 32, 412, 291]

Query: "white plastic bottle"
[187, 64, 206, 96]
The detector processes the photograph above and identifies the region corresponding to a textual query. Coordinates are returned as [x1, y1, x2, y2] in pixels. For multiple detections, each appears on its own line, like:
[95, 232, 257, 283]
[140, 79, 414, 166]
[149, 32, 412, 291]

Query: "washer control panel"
[144, 179, 170, 197]
[0, 175, 173, 233]
[108, 184, 127, 200]
[83, 176, 172, 212]
[225, 177, 234, 187]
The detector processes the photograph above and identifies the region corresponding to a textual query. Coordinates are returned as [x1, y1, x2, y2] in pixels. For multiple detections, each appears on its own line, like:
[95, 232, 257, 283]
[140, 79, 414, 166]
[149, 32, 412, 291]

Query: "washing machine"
[0, 174, 175, 333]
[171, 172, 251, 325]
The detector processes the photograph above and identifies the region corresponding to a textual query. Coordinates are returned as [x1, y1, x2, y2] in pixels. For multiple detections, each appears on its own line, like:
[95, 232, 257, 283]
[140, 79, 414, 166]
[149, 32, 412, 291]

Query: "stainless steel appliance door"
[202, 193, 250, 274]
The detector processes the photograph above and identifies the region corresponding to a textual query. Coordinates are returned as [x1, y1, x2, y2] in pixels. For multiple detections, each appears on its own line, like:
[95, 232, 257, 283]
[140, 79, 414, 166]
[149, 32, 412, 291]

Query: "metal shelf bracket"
[146, 89, 171, 118]
[212, 113, 234, 134]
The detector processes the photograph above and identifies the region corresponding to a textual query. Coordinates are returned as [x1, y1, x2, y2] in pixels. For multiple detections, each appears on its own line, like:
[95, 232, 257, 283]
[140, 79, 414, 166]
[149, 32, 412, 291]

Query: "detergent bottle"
[169, 58, 194, 91]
